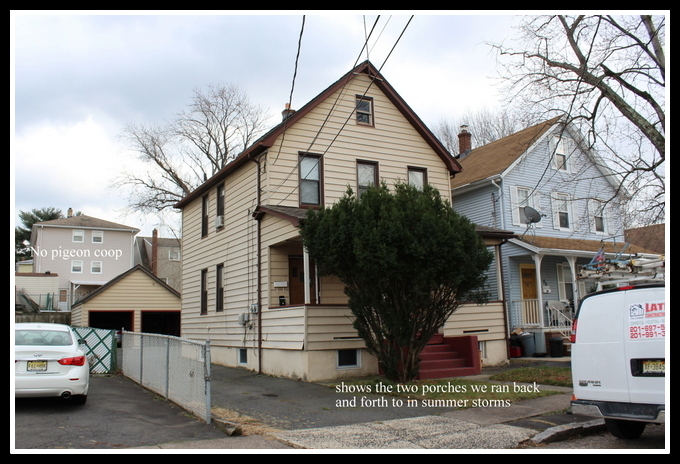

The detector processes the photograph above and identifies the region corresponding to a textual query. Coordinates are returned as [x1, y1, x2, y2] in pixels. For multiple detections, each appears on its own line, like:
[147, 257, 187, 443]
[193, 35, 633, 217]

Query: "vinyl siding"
[180, 70, 465, 363]
[72, 269, 180, 329]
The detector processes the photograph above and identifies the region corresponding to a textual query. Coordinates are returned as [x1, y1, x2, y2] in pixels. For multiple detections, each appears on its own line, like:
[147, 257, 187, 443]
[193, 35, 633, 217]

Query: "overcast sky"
[11, 11, 523, 237]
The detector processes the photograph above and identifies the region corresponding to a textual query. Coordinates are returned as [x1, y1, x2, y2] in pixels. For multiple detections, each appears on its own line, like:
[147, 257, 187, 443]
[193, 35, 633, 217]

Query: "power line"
[272, 16, 413, 205]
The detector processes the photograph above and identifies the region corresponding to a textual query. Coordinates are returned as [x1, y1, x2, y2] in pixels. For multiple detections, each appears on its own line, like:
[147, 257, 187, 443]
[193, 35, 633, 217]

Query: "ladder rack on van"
[578, 253, 665, 289]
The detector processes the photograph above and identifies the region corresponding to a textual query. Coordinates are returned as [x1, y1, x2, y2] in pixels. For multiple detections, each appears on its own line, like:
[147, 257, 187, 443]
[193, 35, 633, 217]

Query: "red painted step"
[416, 333, 480, 380]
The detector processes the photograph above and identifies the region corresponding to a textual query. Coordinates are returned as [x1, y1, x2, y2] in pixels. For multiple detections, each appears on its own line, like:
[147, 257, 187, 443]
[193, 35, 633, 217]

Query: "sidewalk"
[135, 358, 605, 450]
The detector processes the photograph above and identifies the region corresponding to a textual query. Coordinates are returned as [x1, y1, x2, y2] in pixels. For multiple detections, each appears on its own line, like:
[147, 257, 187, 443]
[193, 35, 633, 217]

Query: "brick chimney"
[458, 125, 472, 159]
[151, 229, 158, 275]
[282, 103, 295, 121]
[67, 207, 73, 218]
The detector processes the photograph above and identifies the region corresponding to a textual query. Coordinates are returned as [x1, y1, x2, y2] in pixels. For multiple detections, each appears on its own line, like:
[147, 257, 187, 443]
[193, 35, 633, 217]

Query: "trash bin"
[549, 336, 564, 357]
[509, 334, 522, 358]
[519, 332, 536, 357]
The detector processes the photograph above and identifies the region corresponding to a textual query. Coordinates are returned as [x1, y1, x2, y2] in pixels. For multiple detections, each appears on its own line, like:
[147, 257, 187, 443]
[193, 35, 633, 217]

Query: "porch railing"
[510, 299, 574, 337]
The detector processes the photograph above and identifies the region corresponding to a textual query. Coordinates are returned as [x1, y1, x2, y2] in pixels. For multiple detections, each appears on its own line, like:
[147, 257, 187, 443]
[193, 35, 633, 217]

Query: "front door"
[520, 265, 540, 324]
[288, 256, 316, 305]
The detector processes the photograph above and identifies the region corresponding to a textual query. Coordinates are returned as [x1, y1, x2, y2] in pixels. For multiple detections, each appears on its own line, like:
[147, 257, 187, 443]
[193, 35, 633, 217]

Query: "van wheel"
[605, 419, 646, 439]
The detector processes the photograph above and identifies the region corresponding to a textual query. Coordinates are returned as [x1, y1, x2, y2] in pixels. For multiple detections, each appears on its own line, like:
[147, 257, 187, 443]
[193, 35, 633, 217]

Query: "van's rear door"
[571, 290, 631, 403]
[622, 286, 665, 405]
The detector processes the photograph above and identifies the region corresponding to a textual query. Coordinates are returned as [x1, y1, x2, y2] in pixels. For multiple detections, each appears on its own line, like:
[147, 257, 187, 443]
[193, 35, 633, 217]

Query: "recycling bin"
[519, 332, 536, 357]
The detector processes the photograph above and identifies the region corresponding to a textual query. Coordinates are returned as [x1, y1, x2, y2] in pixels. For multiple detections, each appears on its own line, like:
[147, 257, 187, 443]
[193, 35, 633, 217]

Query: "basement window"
[337, 349, 360, 368]
[238, 348, 248, 365]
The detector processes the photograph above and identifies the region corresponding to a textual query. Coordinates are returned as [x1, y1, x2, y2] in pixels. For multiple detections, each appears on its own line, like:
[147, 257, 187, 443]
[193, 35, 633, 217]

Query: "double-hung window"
[201, 195, 209, 237]
[356, 96, 373, 126]
[553, 193, 572, 230]
[72, 229, 84, 243]
[357, 160, 378, 197]
[215, 264, 224, 312]
[408, 167, 427, 190]
[299, 153, 322, 207]
[200, 268, 208, 315]
[589, 199, 607, 234]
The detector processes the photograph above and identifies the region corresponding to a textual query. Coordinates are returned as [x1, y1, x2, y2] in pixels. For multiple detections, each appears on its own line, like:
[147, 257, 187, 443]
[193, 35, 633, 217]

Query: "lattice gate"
[72, 327, 118, 374]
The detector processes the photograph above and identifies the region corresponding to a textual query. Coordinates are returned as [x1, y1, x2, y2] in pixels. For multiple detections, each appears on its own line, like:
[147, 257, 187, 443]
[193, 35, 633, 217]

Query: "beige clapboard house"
[175, 61, 511, 382]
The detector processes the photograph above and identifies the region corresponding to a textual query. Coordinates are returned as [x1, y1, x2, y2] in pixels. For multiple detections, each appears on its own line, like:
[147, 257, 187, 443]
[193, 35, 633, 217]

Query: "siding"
[180, 70, 458, 355]
[72, 269, 180, 329]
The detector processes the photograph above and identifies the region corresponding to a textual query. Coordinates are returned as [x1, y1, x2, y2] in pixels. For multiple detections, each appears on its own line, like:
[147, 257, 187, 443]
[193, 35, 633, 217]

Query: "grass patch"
[489, 366, 572, 387]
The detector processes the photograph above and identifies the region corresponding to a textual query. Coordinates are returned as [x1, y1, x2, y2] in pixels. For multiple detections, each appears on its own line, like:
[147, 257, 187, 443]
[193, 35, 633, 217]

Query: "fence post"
[204, 339, 211, 424]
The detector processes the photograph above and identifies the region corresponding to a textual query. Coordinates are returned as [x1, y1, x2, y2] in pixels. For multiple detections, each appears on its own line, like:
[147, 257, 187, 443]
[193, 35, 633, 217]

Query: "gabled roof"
[450, 116, 563, 190]
[175, 60, 461, 209]
[73, 264, 180, 306]
[33, 214, 140, 233]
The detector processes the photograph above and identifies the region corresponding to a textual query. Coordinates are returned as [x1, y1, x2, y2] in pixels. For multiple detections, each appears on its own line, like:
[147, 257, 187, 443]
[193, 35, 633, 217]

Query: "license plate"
[27, 361, 47, 372]
[642, 360, 664, 374]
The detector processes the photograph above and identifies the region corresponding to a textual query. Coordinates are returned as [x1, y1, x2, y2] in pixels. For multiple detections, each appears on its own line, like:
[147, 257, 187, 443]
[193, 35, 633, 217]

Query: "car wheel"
[604, 418, 646, 439]
[70, 394, 88, 405]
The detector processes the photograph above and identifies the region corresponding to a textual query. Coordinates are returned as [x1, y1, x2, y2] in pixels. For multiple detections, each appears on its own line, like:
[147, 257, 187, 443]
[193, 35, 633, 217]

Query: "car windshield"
[15, 330, 73, 346]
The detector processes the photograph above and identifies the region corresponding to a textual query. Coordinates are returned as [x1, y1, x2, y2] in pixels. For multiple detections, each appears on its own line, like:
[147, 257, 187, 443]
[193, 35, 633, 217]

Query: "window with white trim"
[512, 186, 541, 226]
[553, 193, 573, 230]
[589, 199, 607, 234]
[299, 153, 322, 207]
[92, 230, 104, 243]
[71, 260, 83, 273]
[91, 261, 102, 274]
[72, 229, 84, 243]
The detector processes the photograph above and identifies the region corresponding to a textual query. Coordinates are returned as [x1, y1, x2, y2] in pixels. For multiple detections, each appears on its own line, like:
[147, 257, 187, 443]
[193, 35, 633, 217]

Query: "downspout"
[251, 153, 263, 374]
[497, 239, 512, 360]
[491, 178, 503, 229]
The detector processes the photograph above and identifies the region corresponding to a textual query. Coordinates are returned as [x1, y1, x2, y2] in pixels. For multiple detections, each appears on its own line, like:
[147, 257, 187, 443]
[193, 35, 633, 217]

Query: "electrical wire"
[272, 15, 413, 205]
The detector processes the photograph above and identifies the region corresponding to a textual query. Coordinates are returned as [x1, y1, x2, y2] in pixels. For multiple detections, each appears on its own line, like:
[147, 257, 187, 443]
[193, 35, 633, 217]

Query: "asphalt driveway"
[13, 373, 228, 450]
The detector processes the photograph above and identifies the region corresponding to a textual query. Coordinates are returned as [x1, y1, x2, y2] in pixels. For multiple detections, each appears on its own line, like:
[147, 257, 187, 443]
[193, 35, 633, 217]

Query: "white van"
[570, 283, 665, 439]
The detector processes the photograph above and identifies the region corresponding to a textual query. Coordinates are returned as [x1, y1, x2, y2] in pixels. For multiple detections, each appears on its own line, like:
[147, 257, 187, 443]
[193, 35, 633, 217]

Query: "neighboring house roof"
[624, 223, 666, 254]
[450, 116, 562, 190]
[175, 60, 462, 209]
[33, 214, 140, 233]
[135, 235, 181, 268]
[73, 264, 180, 306]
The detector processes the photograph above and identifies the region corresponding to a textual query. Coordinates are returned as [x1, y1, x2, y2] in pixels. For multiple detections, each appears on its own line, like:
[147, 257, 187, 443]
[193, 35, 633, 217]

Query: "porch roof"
[510, 236, 658, 258]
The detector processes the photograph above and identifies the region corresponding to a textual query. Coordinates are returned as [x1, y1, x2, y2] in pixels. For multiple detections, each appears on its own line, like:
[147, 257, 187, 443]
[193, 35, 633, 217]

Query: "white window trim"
[91, 261, 102, 274]
[337, 348, 361, 369]
[91, 230, 104, 243]
[72, 229, 84, 243]
[552, 192, 574, 231]
[549, 136, 572, 173]
[511, 186, 542, 227]
[71, 260, 83, 273]
[588, 199, 608, 235]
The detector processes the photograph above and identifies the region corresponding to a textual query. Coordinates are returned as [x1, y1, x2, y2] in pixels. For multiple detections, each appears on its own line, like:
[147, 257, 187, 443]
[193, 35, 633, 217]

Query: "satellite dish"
[523, 206, 542, 224]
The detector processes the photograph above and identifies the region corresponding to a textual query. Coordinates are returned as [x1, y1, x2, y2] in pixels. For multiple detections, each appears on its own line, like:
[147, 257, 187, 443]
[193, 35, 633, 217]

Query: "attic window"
[356, 96, 373, 126]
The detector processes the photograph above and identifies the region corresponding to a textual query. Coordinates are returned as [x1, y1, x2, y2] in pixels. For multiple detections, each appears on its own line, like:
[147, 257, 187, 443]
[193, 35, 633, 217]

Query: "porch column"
[533, 254, 547, 353]
[303, 248, 311, 304]
[565, 256, 579, 303]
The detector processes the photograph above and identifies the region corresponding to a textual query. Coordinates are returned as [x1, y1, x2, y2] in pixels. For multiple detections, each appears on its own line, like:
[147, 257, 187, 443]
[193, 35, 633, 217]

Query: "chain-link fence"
[120, 331, 212, 423]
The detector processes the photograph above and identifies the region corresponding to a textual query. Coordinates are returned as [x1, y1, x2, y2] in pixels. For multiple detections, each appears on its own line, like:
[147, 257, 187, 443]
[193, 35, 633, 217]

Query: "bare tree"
[116, 83, 271, 214]
[490, 14, 665, 226]
[432, 107, 537, 156]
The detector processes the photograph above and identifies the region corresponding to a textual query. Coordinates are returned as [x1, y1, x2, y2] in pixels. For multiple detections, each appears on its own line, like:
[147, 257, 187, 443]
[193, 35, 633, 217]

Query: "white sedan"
[14, 323, 90, 405]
